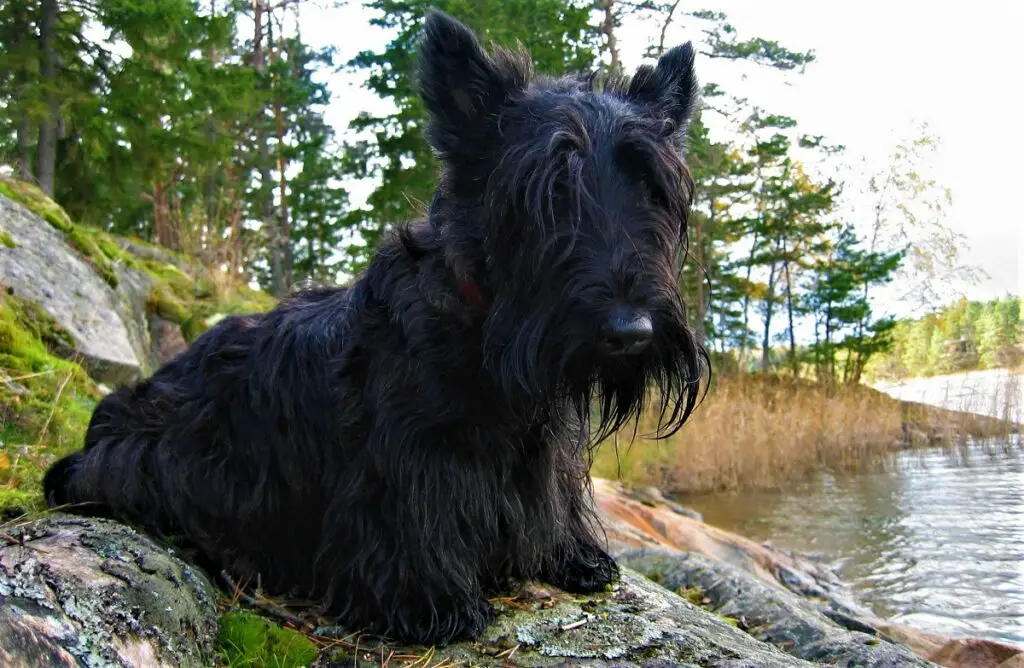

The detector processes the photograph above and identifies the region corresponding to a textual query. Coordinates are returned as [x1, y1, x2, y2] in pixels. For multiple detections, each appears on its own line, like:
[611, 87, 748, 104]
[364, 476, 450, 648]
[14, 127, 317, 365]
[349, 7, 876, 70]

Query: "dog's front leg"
[542, 531, 620, 594]
[539, 476, 621, 594]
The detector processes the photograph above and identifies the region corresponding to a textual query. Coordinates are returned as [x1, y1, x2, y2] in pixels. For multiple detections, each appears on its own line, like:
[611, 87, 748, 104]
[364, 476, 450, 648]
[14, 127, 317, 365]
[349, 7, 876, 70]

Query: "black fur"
[43, 11, 706, 646]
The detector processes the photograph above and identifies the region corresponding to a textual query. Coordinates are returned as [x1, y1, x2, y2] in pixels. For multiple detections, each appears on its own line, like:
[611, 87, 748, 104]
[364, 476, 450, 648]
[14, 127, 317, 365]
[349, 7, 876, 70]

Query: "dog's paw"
[544, 545, 621, 594]
[392, 595, 493, 647]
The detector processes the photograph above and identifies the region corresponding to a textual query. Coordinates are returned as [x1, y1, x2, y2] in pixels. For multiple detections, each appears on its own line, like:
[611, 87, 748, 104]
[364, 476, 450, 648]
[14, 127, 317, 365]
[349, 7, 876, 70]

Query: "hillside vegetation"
[0, 178, 274, 512]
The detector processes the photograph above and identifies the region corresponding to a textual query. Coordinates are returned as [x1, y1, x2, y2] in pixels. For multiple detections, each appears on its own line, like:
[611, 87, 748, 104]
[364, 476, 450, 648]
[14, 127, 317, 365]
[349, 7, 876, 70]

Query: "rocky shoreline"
[3, 480, 1022, 667]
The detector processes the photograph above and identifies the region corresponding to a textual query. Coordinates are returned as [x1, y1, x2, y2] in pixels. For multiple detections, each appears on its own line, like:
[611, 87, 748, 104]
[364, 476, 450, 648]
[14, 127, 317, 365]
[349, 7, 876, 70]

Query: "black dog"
[43, 11, 706, 646]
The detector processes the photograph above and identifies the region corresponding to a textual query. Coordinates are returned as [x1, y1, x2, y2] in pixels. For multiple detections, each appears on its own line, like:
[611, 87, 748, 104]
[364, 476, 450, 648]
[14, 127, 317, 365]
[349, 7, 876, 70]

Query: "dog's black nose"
[601, 309, 653, 355]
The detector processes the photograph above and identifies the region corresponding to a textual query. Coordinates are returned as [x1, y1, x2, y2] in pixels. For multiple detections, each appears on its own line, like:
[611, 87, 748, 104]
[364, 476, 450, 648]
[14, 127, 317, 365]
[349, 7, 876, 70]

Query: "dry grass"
[591, 372, 1021, 495]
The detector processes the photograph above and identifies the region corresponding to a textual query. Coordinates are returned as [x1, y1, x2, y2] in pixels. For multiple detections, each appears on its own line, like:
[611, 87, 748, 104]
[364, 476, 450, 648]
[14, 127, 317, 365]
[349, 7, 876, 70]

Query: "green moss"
[147, 285, 191, 325]
[677, 587, 706, 607]
[141, 260, 200, 300]
[0, 178, 74, 232]
[0, 230, 17, 248]
[217, 612, 317, 668]
[0, 487, 38, 511]
[0, 293, 100, 513]
[67, 226, 119, 289]
[96, 235, 123, 260]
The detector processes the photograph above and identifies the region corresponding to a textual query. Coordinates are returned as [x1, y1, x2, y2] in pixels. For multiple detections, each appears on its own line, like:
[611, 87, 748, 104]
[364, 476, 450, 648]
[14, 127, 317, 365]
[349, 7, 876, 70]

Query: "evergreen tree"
[803, 224, 904, 385]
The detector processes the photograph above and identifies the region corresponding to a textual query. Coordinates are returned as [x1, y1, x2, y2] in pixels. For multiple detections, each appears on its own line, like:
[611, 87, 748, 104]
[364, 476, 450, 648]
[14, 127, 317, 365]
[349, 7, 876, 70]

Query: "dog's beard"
[482, 296, 706, 447]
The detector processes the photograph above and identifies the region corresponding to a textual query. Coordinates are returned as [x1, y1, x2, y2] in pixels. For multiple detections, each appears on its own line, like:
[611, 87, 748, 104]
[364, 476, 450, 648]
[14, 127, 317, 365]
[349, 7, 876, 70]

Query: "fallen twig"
[560, 617, 589, 631]
[219, 570, 314, 631]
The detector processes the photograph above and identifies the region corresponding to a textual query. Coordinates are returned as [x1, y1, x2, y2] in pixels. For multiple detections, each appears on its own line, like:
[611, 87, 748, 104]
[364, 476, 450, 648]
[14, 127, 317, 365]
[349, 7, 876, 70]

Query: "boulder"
[0, 514, 219, 668]
[0, 195, 145, 385]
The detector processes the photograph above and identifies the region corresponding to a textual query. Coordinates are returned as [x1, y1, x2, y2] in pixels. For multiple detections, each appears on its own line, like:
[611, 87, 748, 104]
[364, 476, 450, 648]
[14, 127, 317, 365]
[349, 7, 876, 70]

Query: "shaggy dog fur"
[43, 11, 706, 646]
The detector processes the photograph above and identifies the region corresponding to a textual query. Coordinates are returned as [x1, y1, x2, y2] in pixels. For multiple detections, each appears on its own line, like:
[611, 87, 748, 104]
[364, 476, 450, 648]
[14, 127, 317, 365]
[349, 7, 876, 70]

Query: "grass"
[592, 372, 1021, 495]
[0, 291, 102, 512]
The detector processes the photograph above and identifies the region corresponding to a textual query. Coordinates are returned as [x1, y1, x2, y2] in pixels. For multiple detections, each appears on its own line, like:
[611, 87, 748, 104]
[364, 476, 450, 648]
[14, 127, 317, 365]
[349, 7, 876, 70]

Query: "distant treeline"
[865, 296, 1022, 380]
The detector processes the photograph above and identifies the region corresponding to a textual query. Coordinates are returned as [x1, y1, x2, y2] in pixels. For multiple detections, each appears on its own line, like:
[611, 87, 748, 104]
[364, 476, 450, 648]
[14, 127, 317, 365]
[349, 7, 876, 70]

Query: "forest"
[0, 0, 1001, 386]
[866, 296, 1022, 380]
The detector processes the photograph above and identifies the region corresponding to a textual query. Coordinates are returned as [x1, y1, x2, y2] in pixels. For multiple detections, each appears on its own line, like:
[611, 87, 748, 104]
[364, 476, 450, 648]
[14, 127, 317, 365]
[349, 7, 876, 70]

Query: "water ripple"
[685, 437, 1024, 646]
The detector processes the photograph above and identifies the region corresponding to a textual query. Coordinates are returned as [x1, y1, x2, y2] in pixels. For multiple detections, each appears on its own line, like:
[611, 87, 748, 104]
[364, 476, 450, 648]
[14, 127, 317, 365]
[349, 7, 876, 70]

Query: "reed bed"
[591, 372, 1022, 495]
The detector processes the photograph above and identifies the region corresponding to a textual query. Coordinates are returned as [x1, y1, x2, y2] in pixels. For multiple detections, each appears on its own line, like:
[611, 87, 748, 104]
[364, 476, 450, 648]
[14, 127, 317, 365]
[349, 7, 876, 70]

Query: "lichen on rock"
[316, 570, 811, 667]
[0, 513, 219, 667]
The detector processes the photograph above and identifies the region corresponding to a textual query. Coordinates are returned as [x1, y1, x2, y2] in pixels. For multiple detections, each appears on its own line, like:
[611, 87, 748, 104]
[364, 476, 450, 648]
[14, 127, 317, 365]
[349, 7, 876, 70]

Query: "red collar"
[458, 280, 491, 314]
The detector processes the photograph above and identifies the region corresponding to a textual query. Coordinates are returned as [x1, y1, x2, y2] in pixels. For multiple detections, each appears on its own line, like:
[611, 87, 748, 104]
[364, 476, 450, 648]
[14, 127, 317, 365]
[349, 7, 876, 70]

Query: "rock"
[114, 238, 190, 273]
[149, 316, 188, 365]
[0, 516, 815, 668]
[594, 478, 1024, 668]
[616, 548, 931, 667]
[593, 478, 856, 605]
[114, 262, 162, 374]
[317, 569, 811, 667]
[0, 514, 219, 668]
[0, 195, 143, 385]
[3, 483, 1023, 667]
[629, 484, 704, 521]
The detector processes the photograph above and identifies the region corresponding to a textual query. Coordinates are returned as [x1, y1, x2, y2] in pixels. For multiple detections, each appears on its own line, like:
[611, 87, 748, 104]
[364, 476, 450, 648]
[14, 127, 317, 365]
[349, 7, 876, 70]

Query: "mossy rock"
[0, 230, 17, 249]
[218, 611, 317, 668]
[0, 179, 74, 232]
[0, 178, 123, 288]
[147, 285, 191, 325]
[0, 177, 281, 513]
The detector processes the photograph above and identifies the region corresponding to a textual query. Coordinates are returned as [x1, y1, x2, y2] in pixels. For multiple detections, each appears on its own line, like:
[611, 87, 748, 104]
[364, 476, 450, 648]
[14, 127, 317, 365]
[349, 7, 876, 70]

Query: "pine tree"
[803, 224, 903, 385]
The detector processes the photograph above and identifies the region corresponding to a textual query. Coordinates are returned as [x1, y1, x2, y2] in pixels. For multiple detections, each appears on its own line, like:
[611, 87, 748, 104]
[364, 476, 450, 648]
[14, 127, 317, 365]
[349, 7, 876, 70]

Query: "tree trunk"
[692, 210, 706, 344]
[203, 0, 221, 227]
[12, 6, 33, 182]
[16, 119, 32, 182]
[251, 0, 285, 297]
[824, 301, 835, 386]
[36, 0, 59, 196]
[275, 32, 292, 294]
[760, 257, 778, 373]
[739, 232, 759, 367]
[782, 251, 798, 378]
[151, 181, 179, 250]
[599, 0, 620, 75]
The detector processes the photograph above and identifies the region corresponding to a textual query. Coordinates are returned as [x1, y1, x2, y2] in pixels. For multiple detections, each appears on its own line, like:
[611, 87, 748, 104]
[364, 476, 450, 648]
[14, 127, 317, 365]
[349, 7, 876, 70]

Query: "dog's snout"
[600, 308, 653, 356]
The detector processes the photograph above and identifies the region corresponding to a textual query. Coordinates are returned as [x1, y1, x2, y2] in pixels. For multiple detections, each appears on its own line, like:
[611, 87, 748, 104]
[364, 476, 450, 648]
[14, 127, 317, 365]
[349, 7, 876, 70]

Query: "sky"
[298, 0, 1023, 310]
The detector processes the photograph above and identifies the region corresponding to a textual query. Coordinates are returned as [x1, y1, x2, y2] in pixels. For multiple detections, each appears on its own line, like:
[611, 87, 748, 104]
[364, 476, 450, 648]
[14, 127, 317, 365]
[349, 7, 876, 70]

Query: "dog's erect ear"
[418, 10, 530, 156]
[626, 42, 699, 131]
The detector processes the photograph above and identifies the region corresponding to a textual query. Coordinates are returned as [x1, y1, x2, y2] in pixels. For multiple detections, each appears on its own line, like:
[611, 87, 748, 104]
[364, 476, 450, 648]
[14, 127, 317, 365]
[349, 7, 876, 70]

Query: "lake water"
[873, 368, 1023, 423]
[683, 438, 1024, 646]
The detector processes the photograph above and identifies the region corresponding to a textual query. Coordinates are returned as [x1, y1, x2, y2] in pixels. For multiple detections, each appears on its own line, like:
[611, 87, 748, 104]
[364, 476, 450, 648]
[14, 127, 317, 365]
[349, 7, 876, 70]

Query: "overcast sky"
[300, 1, 1022, 308]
